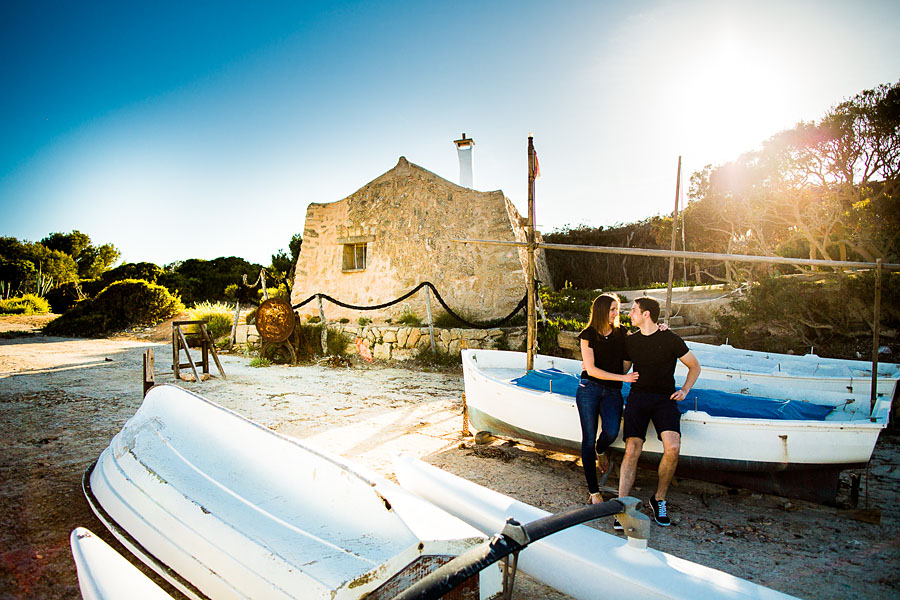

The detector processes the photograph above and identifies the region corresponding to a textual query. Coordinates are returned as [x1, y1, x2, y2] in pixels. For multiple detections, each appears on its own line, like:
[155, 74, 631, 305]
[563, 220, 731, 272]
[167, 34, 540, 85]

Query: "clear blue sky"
[2, 0, 898, 266]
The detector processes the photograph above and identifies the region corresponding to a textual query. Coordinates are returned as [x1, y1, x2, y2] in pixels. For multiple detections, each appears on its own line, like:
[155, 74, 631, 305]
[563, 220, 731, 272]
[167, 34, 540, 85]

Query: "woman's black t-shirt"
[578, 327, 627, 389]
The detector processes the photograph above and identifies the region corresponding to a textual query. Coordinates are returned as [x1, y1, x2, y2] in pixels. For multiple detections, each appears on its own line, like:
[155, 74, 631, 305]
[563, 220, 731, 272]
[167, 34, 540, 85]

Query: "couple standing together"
[577, 293, 700, 528]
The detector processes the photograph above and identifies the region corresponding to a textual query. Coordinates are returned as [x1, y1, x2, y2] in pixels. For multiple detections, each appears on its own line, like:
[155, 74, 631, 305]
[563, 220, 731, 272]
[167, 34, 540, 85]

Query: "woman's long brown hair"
[585, 293, 620, 336]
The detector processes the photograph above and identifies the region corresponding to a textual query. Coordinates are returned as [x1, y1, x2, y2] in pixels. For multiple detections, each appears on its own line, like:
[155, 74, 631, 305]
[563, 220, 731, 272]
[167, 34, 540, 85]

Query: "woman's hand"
[658, 322, 668, 331]
[622, 371, 639, 383]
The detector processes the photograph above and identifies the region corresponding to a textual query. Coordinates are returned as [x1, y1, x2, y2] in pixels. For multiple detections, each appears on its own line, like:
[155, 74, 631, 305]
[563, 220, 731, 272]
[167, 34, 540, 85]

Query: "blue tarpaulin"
[510, 369, 833, 421]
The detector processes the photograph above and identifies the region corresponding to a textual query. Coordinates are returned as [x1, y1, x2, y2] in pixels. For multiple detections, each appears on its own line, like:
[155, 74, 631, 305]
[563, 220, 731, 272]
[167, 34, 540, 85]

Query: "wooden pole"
[665, 156, 682, 325]
[526, 134, 537, 371]
[229, 300, 241, 347]
[454, 238, 900, 271]
[142, 349, 154, 397]
[870, 258, 882, 418]
[260, 269, 269, 301]
[424, 285, 437, 354]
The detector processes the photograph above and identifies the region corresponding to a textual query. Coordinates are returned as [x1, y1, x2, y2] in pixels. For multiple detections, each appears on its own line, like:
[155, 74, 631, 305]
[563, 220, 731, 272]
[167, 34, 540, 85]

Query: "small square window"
[342, 243, 367, 271]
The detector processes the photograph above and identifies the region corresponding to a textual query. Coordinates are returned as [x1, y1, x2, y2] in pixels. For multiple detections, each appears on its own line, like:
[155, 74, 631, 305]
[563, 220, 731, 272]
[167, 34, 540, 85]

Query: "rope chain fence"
[237, 272, 527, 330]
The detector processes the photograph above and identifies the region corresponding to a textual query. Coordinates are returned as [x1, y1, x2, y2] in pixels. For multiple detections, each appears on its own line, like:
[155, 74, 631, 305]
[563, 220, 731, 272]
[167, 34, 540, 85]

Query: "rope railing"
[293, 282, 527, 330]
[237, 273, 527, 330]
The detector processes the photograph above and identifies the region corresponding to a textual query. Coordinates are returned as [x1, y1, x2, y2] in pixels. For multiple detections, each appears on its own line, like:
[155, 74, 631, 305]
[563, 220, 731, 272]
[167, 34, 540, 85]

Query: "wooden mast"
[665, 156, 682, 325]
[526, 134, 537, 371]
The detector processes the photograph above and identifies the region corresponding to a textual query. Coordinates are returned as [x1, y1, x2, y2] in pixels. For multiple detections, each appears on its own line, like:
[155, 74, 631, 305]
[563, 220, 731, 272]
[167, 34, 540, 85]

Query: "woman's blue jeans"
[575, 378, 623, 494]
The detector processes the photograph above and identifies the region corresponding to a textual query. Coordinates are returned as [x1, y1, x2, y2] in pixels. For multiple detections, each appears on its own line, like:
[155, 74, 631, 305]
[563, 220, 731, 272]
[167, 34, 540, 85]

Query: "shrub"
[358, 316, 371, 326]
[432, 311, 469, 328]
[291, 322, 348, 363]
[186, 301, 234, 339]
[0, 294, 51, 315]
[250, 357, 272, 368]
[492, 334, 511, 351]
[537, 319, 561, 355]
[44, 282, 82, 313]
[714, 273, 899, 358]
[397, 308, 422, 326]
[43, 279, 183, 337]
[412, 347, 462, 371]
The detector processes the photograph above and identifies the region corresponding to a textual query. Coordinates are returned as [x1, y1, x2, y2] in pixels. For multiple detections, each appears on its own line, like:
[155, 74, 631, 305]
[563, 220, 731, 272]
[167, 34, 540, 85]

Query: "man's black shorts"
[623, 390, 681, 440]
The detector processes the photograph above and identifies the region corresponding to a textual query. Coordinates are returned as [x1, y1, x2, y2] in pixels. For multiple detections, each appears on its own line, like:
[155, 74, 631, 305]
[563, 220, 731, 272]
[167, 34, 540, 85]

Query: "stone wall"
[291, 157, 552, 323]
[235, 322, 527, 361]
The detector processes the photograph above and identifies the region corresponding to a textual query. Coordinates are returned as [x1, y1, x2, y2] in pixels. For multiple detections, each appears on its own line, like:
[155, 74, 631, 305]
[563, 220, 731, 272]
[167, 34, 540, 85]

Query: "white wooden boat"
[393, 455, 798, 600]
[84, 384, 502, 600]
[683, 341, 899, 401]
[462, 349, 894, 502]
[70, 527, 174, 600]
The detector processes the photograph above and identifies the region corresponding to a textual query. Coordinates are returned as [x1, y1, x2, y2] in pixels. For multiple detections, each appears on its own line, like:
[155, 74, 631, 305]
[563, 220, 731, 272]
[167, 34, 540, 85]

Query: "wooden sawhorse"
[172, 320, 226, 382]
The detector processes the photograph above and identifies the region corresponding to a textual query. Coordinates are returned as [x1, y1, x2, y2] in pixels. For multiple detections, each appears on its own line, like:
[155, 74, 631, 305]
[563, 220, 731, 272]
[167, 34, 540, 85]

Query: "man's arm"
[671, 351, 701, 401]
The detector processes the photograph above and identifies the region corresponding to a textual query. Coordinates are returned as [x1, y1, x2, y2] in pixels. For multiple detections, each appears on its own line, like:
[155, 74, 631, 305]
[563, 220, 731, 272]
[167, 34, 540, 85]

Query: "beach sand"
[1, 316, 898, 599]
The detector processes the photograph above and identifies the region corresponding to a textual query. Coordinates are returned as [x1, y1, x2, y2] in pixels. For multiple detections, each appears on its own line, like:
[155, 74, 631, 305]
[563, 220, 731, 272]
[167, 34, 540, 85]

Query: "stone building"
[291, 156, 552, 322]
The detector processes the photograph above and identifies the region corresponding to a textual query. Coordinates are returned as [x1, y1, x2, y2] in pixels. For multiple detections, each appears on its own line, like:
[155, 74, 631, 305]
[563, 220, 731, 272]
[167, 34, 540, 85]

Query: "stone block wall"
[235, 322, 527, 361]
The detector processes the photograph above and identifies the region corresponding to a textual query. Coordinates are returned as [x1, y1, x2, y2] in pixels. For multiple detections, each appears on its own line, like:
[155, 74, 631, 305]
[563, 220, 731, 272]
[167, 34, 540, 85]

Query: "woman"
[576, 293, 637, 504]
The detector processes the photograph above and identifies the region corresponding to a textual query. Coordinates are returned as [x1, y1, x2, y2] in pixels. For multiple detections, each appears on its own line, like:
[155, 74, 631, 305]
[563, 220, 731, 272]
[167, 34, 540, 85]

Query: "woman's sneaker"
[613, 518, 624, 531]
[649, 496, 671, 526]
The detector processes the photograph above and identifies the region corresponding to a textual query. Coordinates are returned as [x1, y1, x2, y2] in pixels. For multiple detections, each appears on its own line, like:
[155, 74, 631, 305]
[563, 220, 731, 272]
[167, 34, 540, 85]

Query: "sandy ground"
[1, 315, 899, 599]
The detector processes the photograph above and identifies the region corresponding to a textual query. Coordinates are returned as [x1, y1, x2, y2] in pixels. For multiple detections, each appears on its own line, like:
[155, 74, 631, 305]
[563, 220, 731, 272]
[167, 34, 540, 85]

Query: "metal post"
[424, 285, 437, 354]
[526, 135, 537, 371]
[665, 156, 681, 325]
[870, 258, 882, 418]
[317, 295, 327, 354]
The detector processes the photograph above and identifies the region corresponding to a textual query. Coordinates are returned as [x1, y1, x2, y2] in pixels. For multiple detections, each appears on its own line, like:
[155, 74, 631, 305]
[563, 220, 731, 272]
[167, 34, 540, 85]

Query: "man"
[617, 296, 700, 528]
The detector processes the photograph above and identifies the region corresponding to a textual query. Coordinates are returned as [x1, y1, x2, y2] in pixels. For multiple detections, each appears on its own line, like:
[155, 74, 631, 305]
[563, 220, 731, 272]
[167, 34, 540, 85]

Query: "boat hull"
[462, 350, 890, 503]
[70, 527, 174, 600]
[394, 455, 797, 600]
[85, 384, 501, 600]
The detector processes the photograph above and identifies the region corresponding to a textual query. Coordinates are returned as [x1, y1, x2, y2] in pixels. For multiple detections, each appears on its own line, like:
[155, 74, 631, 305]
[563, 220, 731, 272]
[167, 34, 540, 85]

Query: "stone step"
[670, 325, 706, 337]
[682, 334, 719, 344]
[665, 315, 687, 327]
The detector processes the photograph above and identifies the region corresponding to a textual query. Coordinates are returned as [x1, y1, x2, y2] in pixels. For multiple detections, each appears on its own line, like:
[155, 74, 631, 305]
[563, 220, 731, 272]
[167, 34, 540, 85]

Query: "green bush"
[0, 294, 51, 315]
[44, 282, 82, 313]
[715, 273, 899, 358]
[186, 301, 234, 339]
[44, 279, 184, 337]
[250, 356, 272, 368]
[537, 319, 561, 355]
[358, 316, 372, 326]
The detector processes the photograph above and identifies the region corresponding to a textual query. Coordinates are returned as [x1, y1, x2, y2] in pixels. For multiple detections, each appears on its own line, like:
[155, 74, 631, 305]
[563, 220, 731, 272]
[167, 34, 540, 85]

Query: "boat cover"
[511, 369, 834, 421]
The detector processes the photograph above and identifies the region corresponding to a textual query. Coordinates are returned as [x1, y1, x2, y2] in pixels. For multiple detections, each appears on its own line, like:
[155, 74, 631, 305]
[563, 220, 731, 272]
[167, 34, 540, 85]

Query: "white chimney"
[454, 133, 475, 188]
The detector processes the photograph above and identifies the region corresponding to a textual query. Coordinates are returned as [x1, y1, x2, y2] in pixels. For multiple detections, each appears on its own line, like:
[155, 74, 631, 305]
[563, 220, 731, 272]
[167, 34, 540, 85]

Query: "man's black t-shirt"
[623, 329, 689, 395]
[578, 327, 627, 389]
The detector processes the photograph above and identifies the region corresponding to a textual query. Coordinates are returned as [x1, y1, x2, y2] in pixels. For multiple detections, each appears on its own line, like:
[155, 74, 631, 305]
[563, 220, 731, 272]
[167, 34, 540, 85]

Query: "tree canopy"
[545, 80, 899, 289]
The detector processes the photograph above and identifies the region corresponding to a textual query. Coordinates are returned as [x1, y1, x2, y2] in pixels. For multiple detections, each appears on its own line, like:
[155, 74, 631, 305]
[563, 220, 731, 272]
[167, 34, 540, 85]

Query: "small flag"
[533, 151, 541, 178]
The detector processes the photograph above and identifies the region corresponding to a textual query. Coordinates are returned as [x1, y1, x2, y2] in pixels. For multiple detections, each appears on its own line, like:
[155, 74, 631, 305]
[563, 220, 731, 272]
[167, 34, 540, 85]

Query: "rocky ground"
[1, 314, 898, 599]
